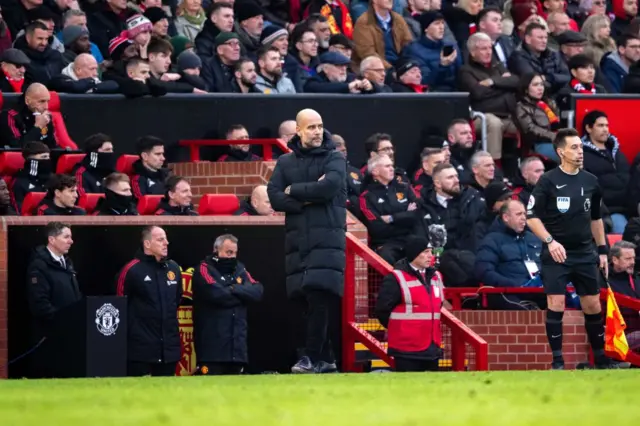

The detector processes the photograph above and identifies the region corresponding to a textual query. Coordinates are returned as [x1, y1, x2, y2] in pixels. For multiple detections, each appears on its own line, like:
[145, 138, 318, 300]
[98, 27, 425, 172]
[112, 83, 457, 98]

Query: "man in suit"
[477, 7, 515, 68]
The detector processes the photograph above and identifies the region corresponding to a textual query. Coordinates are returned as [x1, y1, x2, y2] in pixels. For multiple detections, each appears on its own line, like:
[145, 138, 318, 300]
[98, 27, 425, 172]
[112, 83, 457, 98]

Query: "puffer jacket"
[508, 44, 570, 94]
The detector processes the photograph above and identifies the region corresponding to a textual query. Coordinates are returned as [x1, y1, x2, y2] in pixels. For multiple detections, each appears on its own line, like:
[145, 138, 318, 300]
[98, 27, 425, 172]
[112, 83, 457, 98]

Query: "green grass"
[0, 371, 638, 426]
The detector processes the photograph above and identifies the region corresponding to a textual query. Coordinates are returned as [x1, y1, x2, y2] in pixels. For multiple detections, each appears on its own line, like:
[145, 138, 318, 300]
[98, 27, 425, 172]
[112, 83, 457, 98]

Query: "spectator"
[475, 199, 544, 309]
[443, 118, 477, 182]
[478, 7, 515, 68]
[171, 35, 195, 61]
[328, 33, 354, 60]
[305, 51, 376, 93]
[360, 55, 392, 92]
[154, 176, 198, 216]
[556, 29, 587, 65]
[468, 151, 496, 195]
[608, 241, 640, 315]
[73, 133, 116, 197]
[115, 226, 182, 376]
[581, 110, 630, 234]
[352, 0, 413, 70]
[304, 2, 353, 39]
[581, 14, 616, 66]
[254, 45, 296, 93]
[233, 1, 263, 57]
[514, 72, 560, 161]
[307, 14, 332, 55]
[35, 174, 86, 216]
[611, 0, 638, 39]
[102, 37, 138, 85]
[218, 124, 262, 161]
[513, 156, 545, 205]
[259, 24, 289, 57]
[0, 48, 30, 93]
[57, 10, 104, 65]
[413, 147, 446, 193]
[603, 33, 640, 93]
[284, 25, 320, 92]
[278, 119, 296, 144]
[458, 32, 519, 161]
[175, 51, 207, 90]
[94, 172, 139, 216]
[557, 54, 606, 110]
[114, 56, 170, 98]
[26, 222, 82, 377]
[130, 0, 163, 14]
[390, 58, 427, 92]
[0, 83, 57, 149]
[49, 53, 120, 93]
[192, 234, 263, 375]
[3, 0, 38, 39]
[147, 37, 205, 93]
[508, 22, 570, 94]
[234, 184, 274, 215]
[509, 1, 546, 44]
[125, 14, 153, 59]
[11, 141, 51, 213]
[359, 154, 417, 264]
[333, 134, 363, 210]
[195, 2, 235, 59]
[403, 0, 430, 40]
[88, 0, 137, 57]
[59, 25, 90, 65]
[403, 11, 461, 92]
[230, 56, 258, 93]
[13, 6, 64, 54]
[361, 132, 410, 183]
[131, 136, 171, 198]
[482, 181, 514, 235]
[144, 7, 170, 39]
[441, 0, 483, 55]
[546, 12, 571, 51]
[15, 21, 65, 85]
[175, 0, 207, 42]
[0, 177, 16, 215]
[201, 31, 241, 92]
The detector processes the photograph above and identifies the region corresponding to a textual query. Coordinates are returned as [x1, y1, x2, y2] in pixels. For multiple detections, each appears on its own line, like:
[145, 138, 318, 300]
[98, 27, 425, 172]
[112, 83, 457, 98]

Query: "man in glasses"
[361, 133, 410, 184]
[201, 31, 241, 92]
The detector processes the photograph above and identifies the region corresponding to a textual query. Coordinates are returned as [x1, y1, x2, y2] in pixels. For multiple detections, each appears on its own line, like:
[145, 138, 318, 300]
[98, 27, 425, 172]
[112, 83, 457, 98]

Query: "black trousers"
[394, 357, 440, 372]
[127, 361, 177, 377]
[195, 362, 244, 375]
[304, 289, 341, 364]
[376, 240, 405, 265]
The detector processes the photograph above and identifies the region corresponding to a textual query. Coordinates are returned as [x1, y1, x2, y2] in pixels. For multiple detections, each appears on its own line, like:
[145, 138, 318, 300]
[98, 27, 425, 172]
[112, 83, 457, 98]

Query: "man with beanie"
[234, 0, 264, 57]
[144, 7, 170, 40]
[391, 58, 427, 92]
[72, 133, 117, 197]
[403, 11, 461, 92]
[177, 51, 208, 91]
[195, 2, 235, 59]
[376, 235, 445, 372]
[126, 14, 153, 57]
[170, 35, 194, 62]
[61, 25, 91, 64]
[0, 49, 30, 93]
[49, 53, 120, 94]
[201, 32, 241, 92]
[255, 45, 296, 93]
[260, 24, 288, 56]
[11, 142, 52, 214]
[94, 172, 139, 216]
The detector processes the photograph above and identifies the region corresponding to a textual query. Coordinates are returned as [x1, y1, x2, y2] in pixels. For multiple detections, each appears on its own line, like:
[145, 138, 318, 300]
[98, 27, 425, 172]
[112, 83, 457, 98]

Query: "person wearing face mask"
[94, 172, 139, 215]
[192, 234, 263, 375]
[131, 136, 172, 199]
[35, 174, 86, 216]
[234, 184, 274, 216]
[11, 141, 53, 214]
[153, 176, 199, 216]
[72, 133, 117, 198]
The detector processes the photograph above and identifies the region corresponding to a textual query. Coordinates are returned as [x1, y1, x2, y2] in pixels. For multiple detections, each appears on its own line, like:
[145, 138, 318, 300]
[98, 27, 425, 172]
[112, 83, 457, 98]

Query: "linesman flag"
[604, 288, 629, 360]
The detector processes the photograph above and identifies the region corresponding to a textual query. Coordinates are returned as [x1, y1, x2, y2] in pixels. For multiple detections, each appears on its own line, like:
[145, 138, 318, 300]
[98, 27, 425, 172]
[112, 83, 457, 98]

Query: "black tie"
[59, 258, 66, 269]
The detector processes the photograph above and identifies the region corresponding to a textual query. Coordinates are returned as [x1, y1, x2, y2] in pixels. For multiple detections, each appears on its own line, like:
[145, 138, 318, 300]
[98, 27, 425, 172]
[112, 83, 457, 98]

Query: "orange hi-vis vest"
[387, 269, 444, 352]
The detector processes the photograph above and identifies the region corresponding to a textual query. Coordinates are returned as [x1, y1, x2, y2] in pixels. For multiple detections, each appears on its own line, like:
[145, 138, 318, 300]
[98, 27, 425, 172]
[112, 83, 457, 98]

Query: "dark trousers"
[127, 361, 177, 377]
[196, 362, 244, 375]
[376, 240, 405, 265]
[305, 289, 341, 364]
[394, 357, 440, 372]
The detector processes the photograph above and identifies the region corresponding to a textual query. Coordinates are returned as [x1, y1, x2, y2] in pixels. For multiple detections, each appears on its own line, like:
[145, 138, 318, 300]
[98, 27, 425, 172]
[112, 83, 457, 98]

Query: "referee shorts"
[540, 262, 601, 296]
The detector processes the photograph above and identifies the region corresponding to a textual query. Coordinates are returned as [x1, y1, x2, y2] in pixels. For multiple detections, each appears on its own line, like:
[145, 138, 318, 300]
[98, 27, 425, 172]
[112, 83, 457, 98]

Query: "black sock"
[584, 312, 606, 362]
[546, 310, 564, 363]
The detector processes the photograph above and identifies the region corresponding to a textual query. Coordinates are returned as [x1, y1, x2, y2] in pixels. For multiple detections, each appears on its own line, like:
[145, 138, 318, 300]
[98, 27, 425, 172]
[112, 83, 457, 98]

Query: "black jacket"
[179, 72, 208, 91]
[87, 4, 136, 58]
[48, 73, 120, 94]
[0, 76, 24, 93]
[508, 45, 570, 94]
[192, 256, 263, 364]
[218, 148, 262, 162]
[72, 153, 116, 197]
[304, 71, 376, 94]
[449, 145, 476, 185]
[10, 159, 51, 213]
[154, 199, 199, 216]
[494, 36, 515, 67]
[267, 131, 347, 298]
[148, 74, 195, 94]
[582, 135, 630, 214]
[623, 60, 640, 94]
[130, 160, 171, 199]
[346, 163, 363, 210]
[1, 0, 33, 39]
[94, 193, 139, 216]
[360, 164, 410, 185]
[0, 204, 17, 215]
[412, 169, 433, 194]
[234, 200, 258, 216]
[608, 269, 640, 327]
[359, 176, 417, 247]
[0, 103, 57, 149]
[14, 35, 65, 86]
[34, 197, 86, 216]
[201, 55, 235, 93]
[115, 252, 183, 363]
[195, 19, 222, 59]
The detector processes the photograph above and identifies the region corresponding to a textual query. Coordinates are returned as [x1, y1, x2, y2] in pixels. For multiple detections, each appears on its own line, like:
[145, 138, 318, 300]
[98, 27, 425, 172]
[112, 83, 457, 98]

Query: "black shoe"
[596, 358, 630, 369]
[551, 360, 565, 370]
[291, 356, 314, 374]
[314, 361, 338, 374]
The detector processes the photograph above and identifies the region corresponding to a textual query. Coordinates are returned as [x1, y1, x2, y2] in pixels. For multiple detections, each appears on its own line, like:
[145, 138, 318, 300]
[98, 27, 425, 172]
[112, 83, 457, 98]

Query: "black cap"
[319, 51, 351, 65]
[555, 30, 587, 46]
[416, 11, 445, 33]
[485, 181, 513, 210]
[405, 236, 432, 263]
[1, 48, 30, 66]
[235, 0, 263, 22]
[329, 33, 354, 50]
[396, 58, 420, 78]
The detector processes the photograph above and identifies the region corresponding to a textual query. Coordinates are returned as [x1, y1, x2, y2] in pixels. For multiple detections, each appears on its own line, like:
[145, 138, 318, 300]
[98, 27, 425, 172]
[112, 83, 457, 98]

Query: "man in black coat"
[73, 133, 117, 198]
[11, 141, 52, 214]
[130, 136, 172, 199]
[15, 21, 65, 86]
[192, 234, 264, 375]
[267, 108, 346, 374]
[201, 31, 241, 92]
[195, 2, 235, 59]
[153, 176, 199, 216]
[115, 225, 183, 376]
[35, 173, 87, 216]
[94, 172, 139, 216]
[26, 221, 82, 377]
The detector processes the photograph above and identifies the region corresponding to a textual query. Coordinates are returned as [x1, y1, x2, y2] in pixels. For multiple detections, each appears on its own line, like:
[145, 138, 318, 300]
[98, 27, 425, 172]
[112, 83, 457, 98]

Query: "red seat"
[116, 155, 138, 175]
[198, 194, 240, 215]
[137, 195, 163, 215]
[48, 92, 78, 150]
[0, 152, 25, 176]
[78, 193, 105, 214]
[56, 153, 85, 174]
[22, 192, 46, 216]
[608, 234, 622, 246]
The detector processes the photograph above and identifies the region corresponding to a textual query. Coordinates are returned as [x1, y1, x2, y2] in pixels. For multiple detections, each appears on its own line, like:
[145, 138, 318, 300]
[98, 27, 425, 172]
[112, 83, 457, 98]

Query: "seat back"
[0, 152, 25, 176]
[48, 92, 78, 150]
[116, 155, 138, 175]
[56, 153, 85, 174]
[137, 194, 163, 215]
[198, 194, 240, 215]
[78, 193, 105, 214]
[607, 234, 622, 246]
[22, 192, 46, 216]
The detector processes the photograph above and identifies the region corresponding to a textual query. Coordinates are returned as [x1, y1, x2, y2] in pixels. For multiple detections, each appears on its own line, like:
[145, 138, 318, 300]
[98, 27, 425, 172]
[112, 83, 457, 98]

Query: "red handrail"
[178, 138, 291, 161]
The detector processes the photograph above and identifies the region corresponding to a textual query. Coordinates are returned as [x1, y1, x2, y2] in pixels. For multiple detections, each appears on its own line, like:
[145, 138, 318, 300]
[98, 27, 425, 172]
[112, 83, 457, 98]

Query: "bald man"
[268, 108, 347, 374]
[0, 83, 58, 148]
[235, 185, 274, 216]
[49, 54, 119, 94]
[278, 120, 296, 144]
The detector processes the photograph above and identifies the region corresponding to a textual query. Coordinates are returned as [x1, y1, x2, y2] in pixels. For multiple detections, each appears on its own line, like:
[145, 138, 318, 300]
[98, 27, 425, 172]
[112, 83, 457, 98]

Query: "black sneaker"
[291, 356, 314, 374]
[551, 360, 565, 370]
[595, 358, 629, 369]
[314, 361, 338, 374]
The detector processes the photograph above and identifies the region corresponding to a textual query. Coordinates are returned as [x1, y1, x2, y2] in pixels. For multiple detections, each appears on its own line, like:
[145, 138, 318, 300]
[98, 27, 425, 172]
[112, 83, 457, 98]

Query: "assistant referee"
[526, 128, 619, 370]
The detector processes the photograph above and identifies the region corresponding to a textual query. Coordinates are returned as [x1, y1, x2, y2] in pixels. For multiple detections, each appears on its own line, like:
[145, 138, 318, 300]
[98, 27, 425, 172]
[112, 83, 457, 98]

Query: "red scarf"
[469, 22, 477, 35]
[571, 78, 596, 94]
[3, 70, 23, 93]
[320, 1, 353, 39]
[407, 83, 429, 93]
[536, 100, 559, 124]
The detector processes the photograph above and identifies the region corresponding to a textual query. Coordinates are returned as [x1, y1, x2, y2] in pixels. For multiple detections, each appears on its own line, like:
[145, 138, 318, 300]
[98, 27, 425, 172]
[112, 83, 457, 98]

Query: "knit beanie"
[126, 14, 152, 39]
[109, 36, 134, 60]
[511, 2, 537, 29]
[177, 51, 202, 71]
[405, 236, 432, 263]
[62, 25, 89, 48]
[144, 7, 169, 24]
[170, 35, 194, 60]
[234, 0, 263, 22]
[260, 25, 288, 45]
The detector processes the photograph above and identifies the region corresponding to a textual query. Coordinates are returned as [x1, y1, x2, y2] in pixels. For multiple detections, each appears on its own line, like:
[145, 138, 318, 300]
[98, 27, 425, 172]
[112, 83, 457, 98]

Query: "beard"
[241, 76, 255, 87]
[442, 185, 460, 197]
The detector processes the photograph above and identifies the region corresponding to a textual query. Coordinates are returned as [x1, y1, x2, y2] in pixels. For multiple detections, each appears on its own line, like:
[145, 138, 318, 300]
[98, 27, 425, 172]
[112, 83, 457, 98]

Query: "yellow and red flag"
[604, 288, 630, 360]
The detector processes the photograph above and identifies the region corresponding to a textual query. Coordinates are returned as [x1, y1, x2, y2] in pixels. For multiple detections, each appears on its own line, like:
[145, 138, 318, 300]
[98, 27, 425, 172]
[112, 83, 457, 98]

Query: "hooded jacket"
[601, 51, 630, 94]
[10, 158, 51, 213]
[254, 72, 297, 94]
[130, 159, 171, 199]
[73, 151, 117, 197]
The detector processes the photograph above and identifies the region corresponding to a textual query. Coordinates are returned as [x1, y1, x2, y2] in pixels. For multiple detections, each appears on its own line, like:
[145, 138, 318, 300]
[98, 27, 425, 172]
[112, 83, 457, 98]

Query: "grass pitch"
[0, 371, 638, 426]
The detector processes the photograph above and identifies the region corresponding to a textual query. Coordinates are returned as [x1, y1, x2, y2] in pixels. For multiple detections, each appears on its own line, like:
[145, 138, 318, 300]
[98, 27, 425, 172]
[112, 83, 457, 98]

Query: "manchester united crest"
[167, 271, 176, 281]
[350, 172, 359, 180]
[396, 192, 407, 203]
[236, 276, 242, 284]
[95, 303, 120, 336]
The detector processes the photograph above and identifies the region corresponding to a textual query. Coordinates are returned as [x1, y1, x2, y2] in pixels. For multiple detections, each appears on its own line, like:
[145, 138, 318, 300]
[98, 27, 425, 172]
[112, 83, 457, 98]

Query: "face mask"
[87, 152, 117, 172]
[216, 257, 237, 273]
[28, 159, 52, 179]
[105, 189, 133, 212]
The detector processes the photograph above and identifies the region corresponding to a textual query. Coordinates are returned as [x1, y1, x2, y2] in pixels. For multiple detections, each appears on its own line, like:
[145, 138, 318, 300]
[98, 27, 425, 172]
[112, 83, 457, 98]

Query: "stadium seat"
[137, 195, 163, 215]
[78, 193, 105, 214]
[0, 151, 25, 176]
[56, 153, 85, 174]
[48, 92, 78, 150]
[198, 194, 240, 215]
[607, 234, 622, 246]
[22, 192, 46, 216]
[116, 155, 138, 175]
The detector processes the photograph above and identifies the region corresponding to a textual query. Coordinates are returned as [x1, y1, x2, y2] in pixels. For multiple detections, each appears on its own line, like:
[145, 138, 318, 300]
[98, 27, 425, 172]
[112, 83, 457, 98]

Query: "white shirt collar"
[409, 263, 425, 275]
[47, 247, 64, 264]
[436, 193, 450, 207]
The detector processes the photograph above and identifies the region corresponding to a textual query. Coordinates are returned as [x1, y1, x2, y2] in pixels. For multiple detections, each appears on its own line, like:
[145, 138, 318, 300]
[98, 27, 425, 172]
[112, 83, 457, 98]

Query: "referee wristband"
[597, 245, 608, 255]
